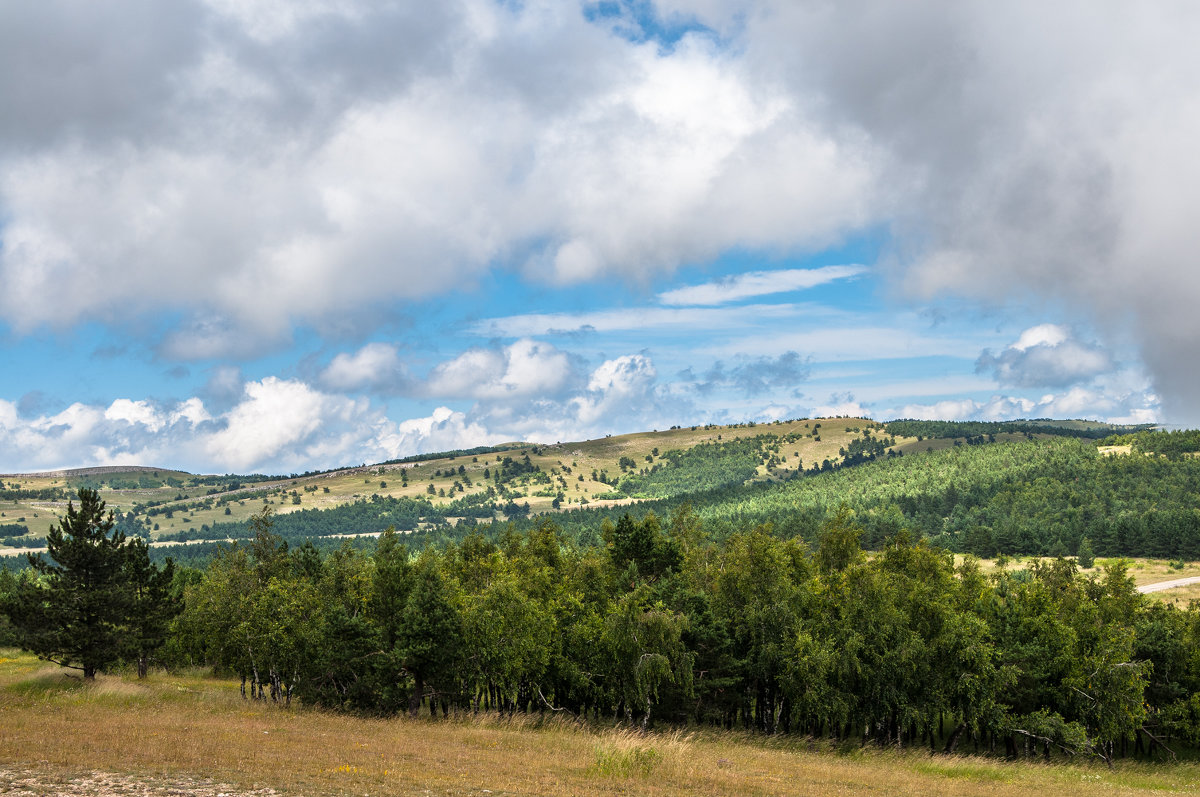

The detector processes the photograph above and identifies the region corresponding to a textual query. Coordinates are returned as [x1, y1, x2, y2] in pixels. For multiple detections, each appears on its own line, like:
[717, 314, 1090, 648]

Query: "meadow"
[2, 649, 1198, 797]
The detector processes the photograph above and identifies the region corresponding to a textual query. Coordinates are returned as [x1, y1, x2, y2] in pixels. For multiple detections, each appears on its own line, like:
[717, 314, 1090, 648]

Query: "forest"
[496, 436, 1200, 563]
[4, 487, 1200, 766]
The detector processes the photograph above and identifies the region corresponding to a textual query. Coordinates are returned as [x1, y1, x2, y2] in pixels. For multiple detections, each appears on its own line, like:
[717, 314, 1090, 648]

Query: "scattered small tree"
[1077, 537, 1096, 569]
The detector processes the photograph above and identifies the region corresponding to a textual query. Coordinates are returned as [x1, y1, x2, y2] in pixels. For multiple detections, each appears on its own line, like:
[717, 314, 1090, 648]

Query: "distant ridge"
[0, 465, 185, 479]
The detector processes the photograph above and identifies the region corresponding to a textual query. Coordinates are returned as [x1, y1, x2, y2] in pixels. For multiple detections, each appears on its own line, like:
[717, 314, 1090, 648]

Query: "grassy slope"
[2, 649, 1196, 797]
[1, 417, 892, 549]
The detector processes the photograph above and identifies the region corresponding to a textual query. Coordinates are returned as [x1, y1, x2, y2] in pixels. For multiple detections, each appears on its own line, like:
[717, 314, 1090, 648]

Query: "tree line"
[6, 489, 1200, 765]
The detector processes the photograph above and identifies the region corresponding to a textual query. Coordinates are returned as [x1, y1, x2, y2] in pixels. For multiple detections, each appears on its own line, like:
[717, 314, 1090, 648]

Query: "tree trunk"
[944, 722, 967, 754]
[409, 672, 424, 718]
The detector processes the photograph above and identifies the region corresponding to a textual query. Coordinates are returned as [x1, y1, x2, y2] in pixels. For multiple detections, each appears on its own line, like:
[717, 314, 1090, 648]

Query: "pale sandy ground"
[0, 769, 280, 796]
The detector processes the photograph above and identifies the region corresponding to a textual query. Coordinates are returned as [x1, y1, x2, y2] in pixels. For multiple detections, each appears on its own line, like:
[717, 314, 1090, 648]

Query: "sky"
[1, 0, 1196, 475]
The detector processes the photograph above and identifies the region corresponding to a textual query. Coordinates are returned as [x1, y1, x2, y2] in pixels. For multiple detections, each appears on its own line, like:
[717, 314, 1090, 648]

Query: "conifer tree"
[1077, 537, 1096, 569]
[9, 489, 132, 678]
[123, 537, 180, 678]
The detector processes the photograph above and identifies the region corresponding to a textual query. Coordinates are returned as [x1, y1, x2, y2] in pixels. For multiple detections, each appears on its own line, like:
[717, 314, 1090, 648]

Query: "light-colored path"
[1138, 575, 1200, 593]
[0, 531, 388, 557]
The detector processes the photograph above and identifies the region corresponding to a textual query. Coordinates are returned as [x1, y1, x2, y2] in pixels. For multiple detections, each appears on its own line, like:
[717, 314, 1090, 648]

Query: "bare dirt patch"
[0, 768, 280, 797]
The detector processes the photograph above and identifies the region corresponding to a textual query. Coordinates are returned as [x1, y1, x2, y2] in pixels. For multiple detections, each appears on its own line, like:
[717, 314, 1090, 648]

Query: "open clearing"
[2, 650, 1198, 797]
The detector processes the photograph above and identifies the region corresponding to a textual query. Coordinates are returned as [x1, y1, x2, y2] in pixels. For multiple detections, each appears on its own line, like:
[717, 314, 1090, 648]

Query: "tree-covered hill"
[3, 417, 1188, 567]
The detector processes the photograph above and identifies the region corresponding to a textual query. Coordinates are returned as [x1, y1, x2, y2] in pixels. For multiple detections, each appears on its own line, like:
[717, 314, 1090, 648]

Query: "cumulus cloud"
[203, 377, 345, 470]
[425, 339, 578, 401]
[461, 353, 685, 444]
[809, 391, 873, 419]
[0, 351, 681, 473]
[320, 342, 412, 393]
[0, 396, 212, 473]
[572, 354, 660, 426]
[975, 324, 1113, 388]
[374, 406, 502, 458]
[0, 0, 873, 355]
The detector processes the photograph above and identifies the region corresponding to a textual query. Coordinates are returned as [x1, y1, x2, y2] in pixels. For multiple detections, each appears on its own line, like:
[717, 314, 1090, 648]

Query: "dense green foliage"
[0, 486, 70, 501]
[557, 439, 1200, 560]
[617, 436, 768, 498]
[151, 507, 1200, 763]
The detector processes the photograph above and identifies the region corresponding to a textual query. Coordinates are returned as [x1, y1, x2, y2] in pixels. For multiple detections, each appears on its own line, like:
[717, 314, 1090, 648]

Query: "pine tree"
[1076, 537, 1096, 569]
[9, 489, 132, 678]
[397, 554, 463, 716]
[123, 537, 180, 678]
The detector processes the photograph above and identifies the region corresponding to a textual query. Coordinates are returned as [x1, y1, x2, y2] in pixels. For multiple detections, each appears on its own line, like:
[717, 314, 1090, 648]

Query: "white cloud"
[1011, 324, 1069, 352]
[6, 1, 1200, 428]
[658, 264, 867, 306]
[374, 406, 502, 459]
[0, 350, 674, 473]
[472, 302, 818, 338]
[889, 387, 1158, 426]
[426, 339, 576, 400]
[976, 324, 1113, 388]
[320, 342, 411, 393]
[203, 378, 338, 470]
[170, 397, 212, 426]
[105, 399, 165, 432]
[0, 2, 875, 357]
[810, 398, 873, 419]
[757, 404, 792, 421]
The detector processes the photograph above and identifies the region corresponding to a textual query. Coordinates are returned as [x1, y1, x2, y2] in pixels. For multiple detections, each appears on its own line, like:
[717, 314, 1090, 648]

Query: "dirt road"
[1137, 575, 1200, 593]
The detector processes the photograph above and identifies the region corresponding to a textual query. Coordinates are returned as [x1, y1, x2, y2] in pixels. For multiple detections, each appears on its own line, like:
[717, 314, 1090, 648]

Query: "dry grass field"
[960, 556, 1200, 604]
[2, 649, 1198, 797]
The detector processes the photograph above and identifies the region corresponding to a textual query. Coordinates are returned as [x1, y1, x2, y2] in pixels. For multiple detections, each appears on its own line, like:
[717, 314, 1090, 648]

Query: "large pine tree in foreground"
[8, 488, 136, 678]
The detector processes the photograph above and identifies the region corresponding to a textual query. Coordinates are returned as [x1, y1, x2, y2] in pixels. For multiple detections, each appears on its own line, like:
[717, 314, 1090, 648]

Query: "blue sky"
[1, 1, 1192, 474]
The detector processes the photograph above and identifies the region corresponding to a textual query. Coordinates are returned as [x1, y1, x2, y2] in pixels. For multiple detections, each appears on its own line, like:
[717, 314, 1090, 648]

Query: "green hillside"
[1, 417, 1187, 567]
[0, 417, 891, 552]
